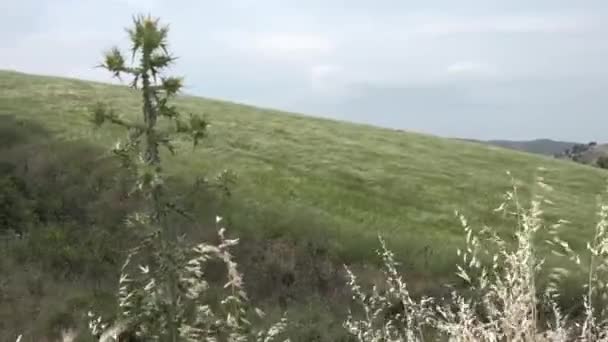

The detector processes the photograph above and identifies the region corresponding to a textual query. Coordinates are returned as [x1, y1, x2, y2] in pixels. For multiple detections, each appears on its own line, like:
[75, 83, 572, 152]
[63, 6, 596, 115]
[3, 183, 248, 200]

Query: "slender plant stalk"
[91, 14, 209, 341]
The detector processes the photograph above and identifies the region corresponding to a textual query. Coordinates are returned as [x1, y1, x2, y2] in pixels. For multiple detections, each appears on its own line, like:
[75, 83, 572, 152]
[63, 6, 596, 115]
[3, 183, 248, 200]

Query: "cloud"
[213, 30, 334, 62]
[0, 28, 118, 83]
[254, 32, 333, 54]
[310, 64, 340, 81]
[410, 14, 597, 36]
[446, 61, 499, 78]
[109, 0, 162, 11]
[309, 64, 354, 96]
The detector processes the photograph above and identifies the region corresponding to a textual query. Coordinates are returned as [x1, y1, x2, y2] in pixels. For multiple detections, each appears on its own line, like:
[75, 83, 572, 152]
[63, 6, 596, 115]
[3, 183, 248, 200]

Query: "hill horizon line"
[1, 68, 599, 145]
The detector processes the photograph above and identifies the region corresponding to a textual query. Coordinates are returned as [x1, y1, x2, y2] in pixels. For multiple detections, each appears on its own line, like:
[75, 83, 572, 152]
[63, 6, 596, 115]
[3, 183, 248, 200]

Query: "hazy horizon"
[2, 0, 607, 142]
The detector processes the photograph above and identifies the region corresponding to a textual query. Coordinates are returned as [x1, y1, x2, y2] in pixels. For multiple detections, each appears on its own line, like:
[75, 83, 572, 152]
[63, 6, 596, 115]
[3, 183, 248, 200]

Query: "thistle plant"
[88, 14, 288, 341]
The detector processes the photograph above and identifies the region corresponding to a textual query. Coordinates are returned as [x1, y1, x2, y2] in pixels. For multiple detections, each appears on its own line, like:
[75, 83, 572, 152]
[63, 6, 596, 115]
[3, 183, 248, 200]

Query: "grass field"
[3, 69, 608, 340]
[1, 68, 606, 274]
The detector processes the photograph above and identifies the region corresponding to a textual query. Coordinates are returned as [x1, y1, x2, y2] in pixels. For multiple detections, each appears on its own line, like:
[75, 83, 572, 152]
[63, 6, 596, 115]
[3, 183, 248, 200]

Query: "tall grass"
[11, 170, 604, 341]
[88, 216, 290, 342]
[69, 170, 608, 341]
[345, 170, 608, 341]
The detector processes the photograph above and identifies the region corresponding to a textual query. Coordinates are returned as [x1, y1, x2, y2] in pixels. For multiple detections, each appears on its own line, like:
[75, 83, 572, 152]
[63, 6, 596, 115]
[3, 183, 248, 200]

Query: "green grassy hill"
[1, 69, 606, 270]
[3, 69, 608, 340]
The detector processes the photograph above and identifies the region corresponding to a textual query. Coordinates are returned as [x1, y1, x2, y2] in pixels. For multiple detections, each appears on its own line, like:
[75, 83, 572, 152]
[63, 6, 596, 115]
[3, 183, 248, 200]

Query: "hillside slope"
[0, 69, 606, 271]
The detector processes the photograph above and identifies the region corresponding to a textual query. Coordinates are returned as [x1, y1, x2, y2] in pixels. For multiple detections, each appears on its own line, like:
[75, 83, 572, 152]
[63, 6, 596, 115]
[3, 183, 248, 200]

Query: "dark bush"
[597, 155, 608, 169]
[0, 175, 34, 235]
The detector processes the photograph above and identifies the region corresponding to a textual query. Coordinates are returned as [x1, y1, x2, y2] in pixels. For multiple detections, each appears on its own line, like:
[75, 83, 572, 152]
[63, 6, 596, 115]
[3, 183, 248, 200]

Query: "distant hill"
[485, 139, 580, 156]
[555, 142, 608, 166]
[460, 138, 608, 168]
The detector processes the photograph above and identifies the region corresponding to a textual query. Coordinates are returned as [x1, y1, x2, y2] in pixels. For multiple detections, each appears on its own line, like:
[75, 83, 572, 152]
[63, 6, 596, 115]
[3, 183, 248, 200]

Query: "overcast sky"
[2, 0, 607, 141]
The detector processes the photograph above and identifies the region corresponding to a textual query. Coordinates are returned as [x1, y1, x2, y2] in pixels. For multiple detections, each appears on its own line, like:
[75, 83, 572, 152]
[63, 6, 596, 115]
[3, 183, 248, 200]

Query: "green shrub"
[0, 175, 34, 235]
[597, 156, 608, 170]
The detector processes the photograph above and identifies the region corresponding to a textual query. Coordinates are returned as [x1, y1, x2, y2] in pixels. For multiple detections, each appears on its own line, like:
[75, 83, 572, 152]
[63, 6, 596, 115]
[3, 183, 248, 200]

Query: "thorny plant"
[85, 14, 288, 341]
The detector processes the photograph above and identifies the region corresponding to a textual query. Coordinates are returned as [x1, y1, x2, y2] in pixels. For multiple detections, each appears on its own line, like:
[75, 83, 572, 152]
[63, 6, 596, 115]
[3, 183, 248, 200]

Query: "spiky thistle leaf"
[90, 101, 111, 127]
[161, 76, 183, 96]
[189, 114, 208, 147]
[102, 47, 127, 77]
[150, 52, 176, 71]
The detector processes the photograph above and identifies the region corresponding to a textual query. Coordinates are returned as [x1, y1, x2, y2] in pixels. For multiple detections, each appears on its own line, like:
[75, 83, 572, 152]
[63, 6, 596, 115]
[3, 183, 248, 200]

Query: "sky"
[1, 0, 607, 141]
